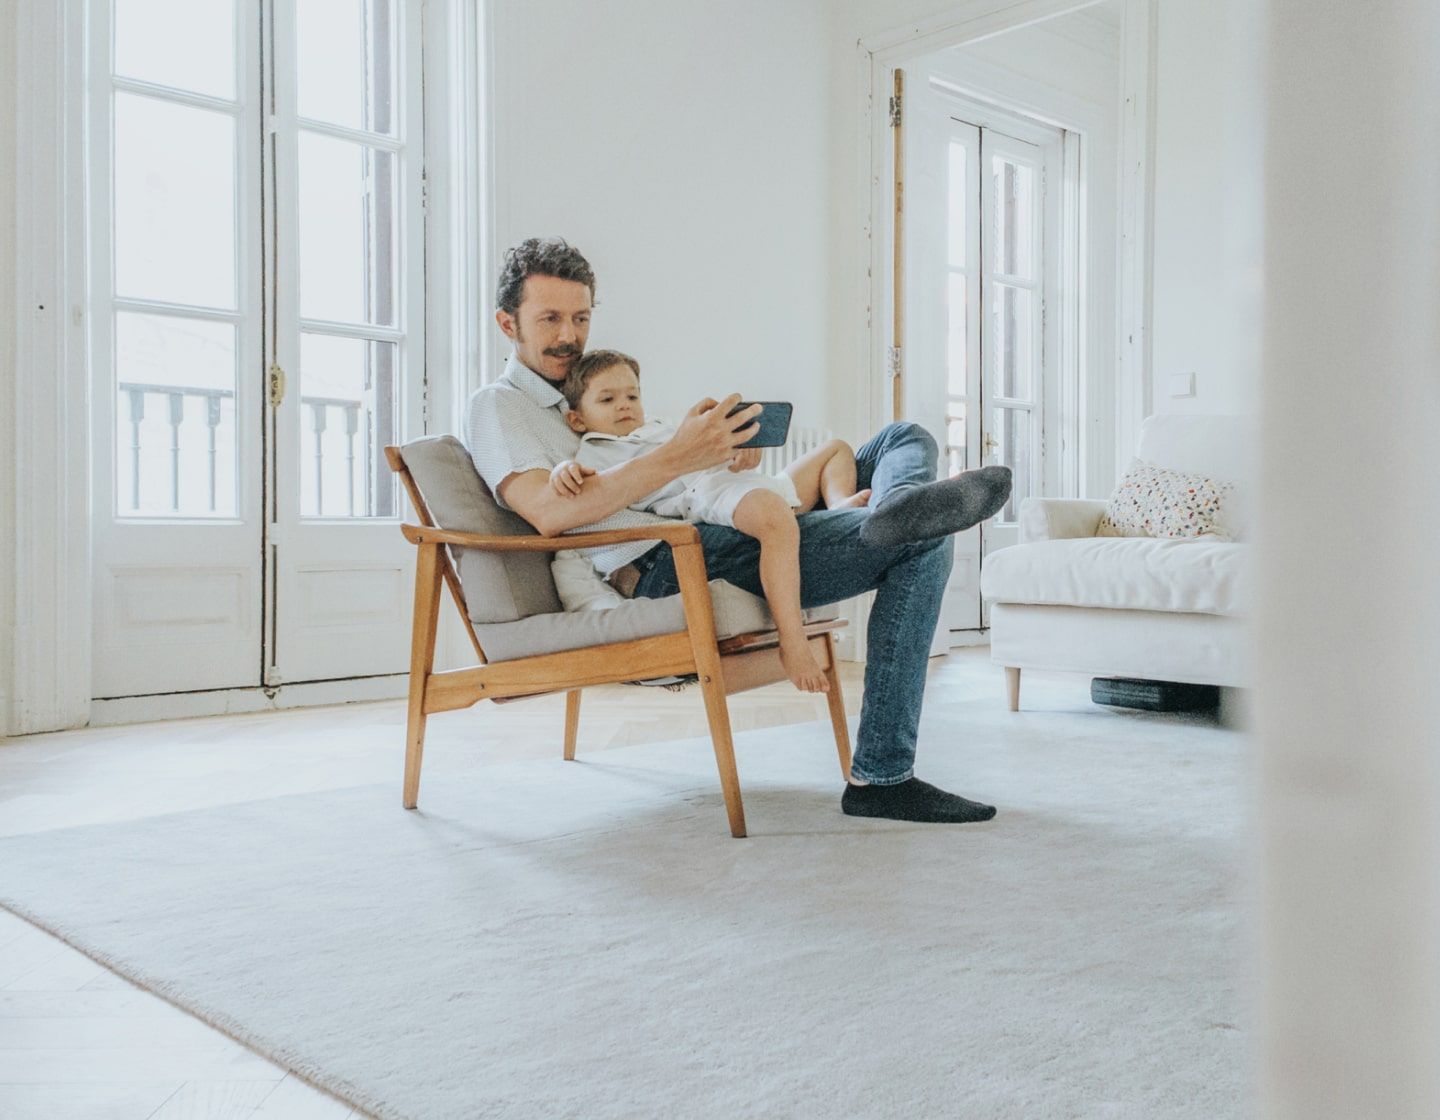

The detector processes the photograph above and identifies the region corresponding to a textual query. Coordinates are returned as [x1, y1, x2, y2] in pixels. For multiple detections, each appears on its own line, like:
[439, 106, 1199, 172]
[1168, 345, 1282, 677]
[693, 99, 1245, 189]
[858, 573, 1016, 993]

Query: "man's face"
[495, 274, 593, 383]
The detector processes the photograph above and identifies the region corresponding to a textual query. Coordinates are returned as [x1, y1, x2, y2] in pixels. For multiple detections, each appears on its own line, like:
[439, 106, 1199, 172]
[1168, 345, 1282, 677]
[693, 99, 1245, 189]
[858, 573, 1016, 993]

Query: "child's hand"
[728, 448, 763, 473]
[550, 460, 593, 497]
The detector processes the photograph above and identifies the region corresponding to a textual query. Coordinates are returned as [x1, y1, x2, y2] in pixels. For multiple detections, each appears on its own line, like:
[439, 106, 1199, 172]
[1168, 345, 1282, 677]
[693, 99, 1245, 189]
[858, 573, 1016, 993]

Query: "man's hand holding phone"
[666, 394, 762, 473]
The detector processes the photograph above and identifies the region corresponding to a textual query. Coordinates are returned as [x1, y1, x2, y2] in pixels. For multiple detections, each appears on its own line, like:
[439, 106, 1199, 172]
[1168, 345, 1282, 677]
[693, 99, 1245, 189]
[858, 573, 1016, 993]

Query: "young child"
[549, 349, 870, 693]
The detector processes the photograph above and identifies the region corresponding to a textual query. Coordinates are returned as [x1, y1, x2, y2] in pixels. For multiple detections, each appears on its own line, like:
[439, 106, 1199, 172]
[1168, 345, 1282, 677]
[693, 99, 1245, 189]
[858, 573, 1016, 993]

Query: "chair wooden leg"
[403, 543, 444, 809]
[1005, 666, 1021, 713]
[672, 540, 747, 838]
[563, 689, 582, 760]
[696, 669, 747, 838]
[822, 633, 852, 781]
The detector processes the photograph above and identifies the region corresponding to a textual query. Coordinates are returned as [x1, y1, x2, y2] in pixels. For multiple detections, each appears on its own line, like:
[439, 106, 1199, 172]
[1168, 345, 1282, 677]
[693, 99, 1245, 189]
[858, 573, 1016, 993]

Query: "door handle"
[982, 432, 999, 459]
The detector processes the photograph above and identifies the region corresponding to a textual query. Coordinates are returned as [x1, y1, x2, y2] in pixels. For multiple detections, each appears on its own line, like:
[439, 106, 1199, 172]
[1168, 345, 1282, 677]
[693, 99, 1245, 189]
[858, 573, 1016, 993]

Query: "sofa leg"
[1005, 667, 1021, 712]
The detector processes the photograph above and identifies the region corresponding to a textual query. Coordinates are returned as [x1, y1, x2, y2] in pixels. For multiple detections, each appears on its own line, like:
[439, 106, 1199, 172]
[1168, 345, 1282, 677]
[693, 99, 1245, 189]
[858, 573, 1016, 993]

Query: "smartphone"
[725, 401, 793, 449]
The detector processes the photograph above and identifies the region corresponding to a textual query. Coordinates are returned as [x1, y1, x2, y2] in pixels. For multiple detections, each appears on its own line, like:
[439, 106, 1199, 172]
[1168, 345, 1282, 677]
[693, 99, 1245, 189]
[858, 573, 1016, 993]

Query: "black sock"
[841, 778, 997, 823]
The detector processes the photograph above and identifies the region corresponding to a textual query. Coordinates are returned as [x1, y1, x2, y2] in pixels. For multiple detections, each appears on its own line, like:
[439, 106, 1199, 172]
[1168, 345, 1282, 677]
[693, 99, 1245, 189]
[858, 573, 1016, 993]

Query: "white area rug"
[0, 696, 1248, 1119]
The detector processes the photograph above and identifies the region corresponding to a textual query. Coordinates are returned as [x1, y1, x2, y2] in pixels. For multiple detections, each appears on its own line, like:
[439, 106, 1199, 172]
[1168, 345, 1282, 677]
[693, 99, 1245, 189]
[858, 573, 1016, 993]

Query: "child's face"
[567, 364, 645, 436]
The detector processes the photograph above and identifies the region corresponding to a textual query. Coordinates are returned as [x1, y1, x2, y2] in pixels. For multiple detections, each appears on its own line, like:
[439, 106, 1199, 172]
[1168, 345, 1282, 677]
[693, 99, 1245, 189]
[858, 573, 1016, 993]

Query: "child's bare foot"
[831, 488, 872, 510]
[780, 638, 830, 693]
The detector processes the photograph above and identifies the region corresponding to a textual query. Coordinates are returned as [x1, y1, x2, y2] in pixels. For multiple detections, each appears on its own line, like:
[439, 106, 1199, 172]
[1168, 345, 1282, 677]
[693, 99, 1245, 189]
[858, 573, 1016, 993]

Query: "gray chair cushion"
[398, 436, 561, 622]
[476, 581, 839, 663]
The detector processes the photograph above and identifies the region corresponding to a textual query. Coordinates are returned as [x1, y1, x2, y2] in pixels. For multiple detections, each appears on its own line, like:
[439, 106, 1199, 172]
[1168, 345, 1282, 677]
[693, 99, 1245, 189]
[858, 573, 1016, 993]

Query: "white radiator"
[760, 427, 831, 476]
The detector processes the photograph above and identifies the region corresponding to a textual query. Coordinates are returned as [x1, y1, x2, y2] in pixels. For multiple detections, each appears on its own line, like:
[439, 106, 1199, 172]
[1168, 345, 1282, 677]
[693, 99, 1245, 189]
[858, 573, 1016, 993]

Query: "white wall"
[1148, 0, 1262, 416]
[1258, 0, 1440, 1112]
[0, 0, 18, 732]
[939, 9, 1120, 97]
[485, 0, 832, 429]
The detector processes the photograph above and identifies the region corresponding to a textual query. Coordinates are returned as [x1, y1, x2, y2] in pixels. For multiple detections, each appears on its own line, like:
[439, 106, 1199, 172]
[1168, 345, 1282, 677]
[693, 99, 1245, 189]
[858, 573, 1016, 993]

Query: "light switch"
[1169, 371, 1196, 398]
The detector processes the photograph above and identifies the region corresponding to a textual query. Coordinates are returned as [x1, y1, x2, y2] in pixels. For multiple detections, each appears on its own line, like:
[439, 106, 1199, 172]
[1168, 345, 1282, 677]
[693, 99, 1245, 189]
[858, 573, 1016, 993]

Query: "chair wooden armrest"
[400, 522, 700, 552]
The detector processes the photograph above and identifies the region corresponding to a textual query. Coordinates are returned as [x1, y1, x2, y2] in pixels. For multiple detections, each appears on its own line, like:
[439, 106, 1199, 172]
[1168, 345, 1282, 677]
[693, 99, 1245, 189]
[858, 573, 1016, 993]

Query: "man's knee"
[888, 421, 937, 459]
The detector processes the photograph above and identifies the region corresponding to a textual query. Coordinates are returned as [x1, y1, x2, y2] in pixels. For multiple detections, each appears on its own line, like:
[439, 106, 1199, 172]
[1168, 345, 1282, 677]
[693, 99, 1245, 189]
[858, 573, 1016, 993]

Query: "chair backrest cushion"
[397, 435, 562, 623]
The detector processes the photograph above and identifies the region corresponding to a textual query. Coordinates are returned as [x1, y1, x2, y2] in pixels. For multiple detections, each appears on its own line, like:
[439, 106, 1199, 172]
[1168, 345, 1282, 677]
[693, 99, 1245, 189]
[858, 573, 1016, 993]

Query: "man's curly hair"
[494, 237, 597, 316]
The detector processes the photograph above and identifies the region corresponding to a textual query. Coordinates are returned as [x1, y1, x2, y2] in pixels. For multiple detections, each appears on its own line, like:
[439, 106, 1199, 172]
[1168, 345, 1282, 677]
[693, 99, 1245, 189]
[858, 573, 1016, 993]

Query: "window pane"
[946, 403, 967, 477]
[299, 133, 397, 326]
[299, 334, 399, 518]
[946, 271, 969, 398]
[990, 157, 1034, 280]
[947, 140, 967, 268]
[114, 312, 237, 518]
[297, 0, 396, 135]
[989, 283, 1033, 401]
[114, 0, 235, 101]
[115, 93, 236, 309]
[989, 407, 1031, 522]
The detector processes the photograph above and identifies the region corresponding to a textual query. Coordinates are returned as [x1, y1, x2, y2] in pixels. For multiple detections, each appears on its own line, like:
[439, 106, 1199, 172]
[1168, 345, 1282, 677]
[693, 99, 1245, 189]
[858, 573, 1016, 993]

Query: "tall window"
[109, 0, 243, 517]
[293, 0, 401, 518]
[102, 0, 414, 521]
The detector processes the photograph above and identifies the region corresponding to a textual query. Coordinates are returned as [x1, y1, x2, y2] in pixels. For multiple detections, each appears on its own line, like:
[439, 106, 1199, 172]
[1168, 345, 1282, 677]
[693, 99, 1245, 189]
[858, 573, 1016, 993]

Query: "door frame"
[856, 0, 1154, 494]
[841, 0, 1151, 661]
[6, 0, 483, 733]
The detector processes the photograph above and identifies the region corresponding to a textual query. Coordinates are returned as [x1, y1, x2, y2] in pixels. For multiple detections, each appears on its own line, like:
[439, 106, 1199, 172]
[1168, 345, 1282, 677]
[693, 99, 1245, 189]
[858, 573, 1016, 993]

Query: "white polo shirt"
[464, 352, 672, 574]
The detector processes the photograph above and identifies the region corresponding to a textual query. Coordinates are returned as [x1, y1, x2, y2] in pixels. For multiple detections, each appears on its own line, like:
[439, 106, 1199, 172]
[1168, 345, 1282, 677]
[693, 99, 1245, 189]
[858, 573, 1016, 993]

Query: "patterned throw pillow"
[1097, 458, 1236, 540]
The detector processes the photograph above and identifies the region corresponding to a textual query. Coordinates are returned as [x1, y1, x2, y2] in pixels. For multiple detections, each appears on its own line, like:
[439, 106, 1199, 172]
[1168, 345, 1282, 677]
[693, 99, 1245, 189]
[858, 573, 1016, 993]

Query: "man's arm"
[500, 394, 762, 536]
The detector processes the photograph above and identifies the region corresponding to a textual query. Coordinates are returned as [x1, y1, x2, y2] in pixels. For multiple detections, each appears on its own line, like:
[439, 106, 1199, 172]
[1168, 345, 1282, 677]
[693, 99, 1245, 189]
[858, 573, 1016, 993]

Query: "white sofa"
[980, 414, 1252, 710]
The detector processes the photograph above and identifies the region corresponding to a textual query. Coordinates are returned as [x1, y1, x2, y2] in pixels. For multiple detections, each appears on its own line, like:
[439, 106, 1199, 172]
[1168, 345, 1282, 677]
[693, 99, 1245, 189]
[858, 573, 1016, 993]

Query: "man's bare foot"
[831, 488, 872, 510]
[779, 638, 830, 693]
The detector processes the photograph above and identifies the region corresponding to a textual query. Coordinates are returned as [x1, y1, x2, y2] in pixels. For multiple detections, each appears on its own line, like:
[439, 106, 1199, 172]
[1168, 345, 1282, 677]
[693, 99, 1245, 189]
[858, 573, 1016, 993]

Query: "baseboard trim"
[89, 675, 410, 728]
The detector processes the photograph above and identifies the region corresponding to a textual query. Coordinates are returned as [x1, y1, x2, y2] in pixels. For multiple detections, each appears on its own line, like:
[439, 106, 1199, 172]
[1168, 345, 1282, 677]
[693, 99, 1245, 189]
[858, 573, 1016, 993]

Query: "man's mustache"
[544, 346, 581, 358]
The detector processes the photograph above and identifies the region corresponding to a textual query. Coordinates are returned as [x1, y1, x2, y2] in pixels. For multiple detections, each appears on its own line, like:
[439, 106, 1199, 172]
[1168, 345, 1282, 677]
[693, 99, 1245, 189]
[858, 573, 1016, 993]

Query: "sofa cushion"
[980, 536, 1249, 617]
[1134, 414, 1256, 539]
[476, 580, 839, 662]
[1096, 458, 1237, 540]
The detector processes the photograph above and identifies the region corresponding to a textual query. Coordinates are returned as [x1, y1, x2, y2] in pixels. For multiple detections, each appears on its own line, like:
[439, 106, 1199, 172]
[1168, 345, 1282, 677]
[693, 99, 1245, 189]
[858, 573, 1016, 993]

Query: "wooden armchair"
[386, 437, 852, 838]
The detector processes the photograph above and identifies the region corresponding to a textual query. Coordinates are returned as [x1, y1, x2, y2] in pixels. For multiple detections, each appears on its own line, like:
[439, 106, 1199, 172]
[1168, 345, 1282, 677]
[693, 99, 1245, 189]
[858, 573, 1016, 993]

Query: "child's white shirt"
[551, 419, 799, 612]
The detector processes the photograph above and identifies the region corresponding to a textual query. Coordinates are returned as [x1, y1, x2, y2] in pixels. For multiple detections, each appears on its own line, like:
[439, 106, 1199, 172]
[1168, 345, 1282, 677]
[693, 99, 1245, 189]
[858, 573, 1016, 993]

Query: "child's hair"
[562, 349, 641, 411]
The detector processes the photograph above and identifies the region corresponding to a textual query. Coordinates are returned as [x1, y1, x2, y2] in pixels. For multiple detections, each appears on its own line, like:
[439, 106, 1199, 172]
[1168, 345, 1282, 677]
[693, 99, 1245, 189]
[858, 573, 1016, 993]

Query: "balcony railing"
[303, 393, 369, 518]
[119, 382, 391, 518]
[121, 381, 234, 514]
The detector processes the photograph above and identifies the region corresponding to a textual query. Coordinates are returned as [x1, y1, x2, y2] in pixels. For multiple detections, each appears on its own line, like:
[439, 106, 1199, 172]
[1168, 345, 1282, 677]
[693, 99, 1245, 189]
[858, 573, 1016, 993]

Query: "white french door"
[90, 0, 427, 699]
[901, 84, 1063, 635]
[266, 0, 427, 686]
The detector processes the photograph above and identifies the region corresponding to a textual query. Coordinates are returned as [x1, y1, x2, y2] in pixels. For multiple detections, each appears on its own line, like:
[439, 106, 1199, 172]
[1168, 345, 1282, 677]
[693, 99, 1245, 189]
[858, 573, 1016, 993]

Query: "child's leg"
[730, 489, 829, 693]
[784, 439, 870, 513]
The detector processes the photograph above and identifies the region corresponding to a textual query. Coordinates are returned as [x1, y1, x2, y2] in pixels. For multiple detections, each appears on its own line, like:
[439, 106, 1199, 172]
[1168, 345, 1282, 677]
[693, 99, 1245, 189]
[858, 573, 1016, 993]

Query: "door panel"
[898, 80, 1063, 640]
[91, 0, 264, 698]
[903, 101, 983, 635]
[267, 0, 424, 686]
[977, 126, 1059, 574]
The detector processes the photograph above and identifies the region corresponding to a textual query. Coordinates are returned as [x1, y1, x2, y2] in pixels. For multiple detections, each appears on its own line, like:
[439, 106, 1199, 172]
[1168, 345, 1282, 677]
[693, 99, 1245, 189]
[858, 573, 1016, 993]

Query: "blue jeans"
[632, 422, 951, 785]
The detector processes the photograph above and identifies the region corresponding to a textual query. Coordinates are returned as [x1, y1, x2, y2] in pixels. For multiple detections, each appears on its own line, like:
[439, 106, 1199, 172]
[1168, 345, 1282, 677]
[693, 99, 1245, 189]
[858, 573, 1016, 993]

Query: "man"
[467, 238, 1012, 823]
